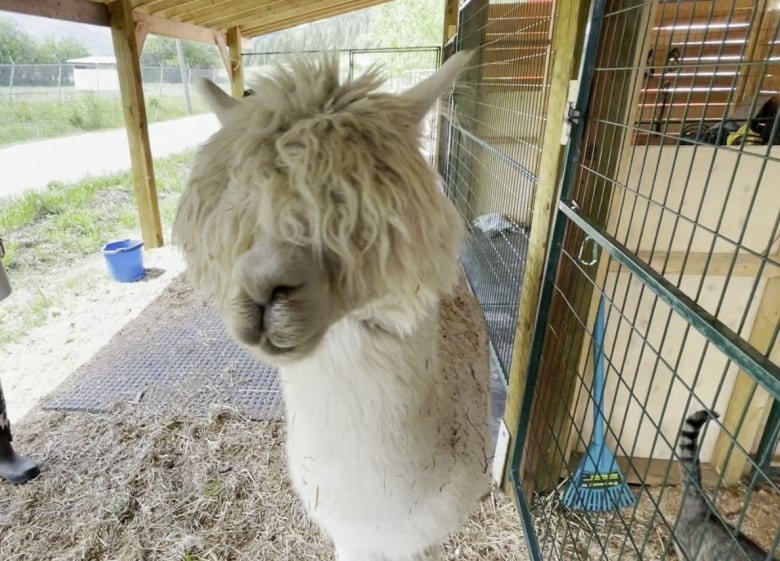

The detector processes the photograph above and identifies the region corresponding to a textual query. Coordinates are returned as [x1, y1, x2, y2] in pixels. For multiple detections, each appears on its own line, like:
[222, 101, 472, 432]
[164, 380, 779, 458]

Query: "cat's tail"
[678, 409, 719, 513]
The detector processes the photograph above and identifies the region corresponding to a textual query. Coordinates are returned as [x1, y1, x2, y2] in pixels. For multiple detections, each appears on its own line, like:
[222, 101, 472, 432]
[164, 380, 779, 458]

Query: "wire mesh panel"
[443, 0, 554, 378]
[509, 1, 780, 560]
[242, 48, 441, 162]
[350, 48, 441, 161]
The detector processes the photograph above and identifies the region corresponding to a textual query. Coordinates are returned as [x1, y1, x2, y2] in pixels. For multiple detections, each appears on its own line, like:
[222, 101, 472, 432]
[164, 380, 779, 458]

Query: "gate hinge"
[560, 79, 581, 145]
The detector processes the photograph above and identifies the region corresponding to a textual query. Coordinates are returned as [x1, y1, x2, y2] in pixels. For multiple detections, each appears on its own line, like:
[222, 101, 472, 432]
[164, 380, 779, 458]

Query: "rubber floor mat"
[42, 275, 283, 420]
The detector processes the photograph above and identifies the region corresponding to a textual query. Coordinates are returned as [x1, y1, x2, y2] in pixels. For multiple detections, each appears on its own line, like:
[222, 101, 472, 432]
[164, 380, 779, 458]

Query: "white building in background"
[68, 56, 120, 91]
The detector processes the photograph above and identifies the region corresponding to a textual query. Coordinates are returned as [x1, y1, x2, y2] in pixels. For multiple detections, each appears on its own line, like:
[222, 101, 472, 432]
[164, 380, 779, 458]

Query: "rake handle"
[592, 296, 607, 447]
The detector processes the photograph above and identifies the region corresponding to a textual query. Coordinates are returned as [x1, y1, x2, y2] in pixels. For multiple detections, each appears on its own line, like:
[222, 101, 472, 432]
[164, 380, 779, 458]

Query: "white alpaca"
[173, 52, 491, 561]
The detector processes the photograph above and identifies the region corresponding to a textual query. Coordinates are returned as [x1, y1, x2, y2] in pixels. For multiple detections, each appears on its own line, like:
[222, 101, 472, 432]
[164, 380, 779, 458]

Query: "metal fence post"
[8, 59, 15, 102]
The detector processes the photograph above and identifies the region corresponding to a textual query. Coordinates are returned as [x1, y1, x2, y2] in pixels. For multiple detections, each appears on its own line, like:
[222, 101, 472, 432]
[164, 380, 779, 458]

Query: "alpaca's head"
[173, 53, 470, 364]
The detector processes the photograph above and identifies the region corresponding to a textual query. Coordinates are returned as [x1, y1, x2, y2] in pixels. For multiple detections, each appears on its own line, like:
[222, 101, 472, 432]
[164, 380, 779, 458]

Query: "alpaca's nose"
[253, 301, 266, 333]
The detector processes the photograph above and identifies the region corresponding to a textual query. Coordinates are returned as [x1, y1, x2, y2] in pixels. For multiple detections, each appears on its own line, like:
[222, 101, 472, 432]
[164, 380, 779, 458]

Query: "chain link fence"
[0, 63, 227, 146]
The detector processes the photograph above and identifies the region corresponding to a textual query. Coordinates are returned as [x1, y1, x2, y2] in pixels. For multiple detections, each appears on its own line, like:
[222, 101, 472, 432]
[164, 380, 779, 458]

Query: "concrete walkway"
[1, 113, 220, 200]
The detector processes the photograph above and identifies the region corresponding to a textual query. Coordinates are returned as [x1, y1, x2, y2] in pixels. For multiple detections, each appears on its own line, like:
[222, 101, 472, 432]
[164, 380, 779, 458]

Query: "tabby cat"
[672, 409, 778, 561]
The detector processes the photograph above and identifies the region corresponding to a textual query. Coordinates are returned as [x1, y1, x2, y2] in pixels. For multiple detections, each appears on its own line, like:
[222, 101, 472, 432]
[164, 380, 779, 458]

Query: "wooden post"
[108, 0, 163, 248]
[442, 0, 458, 47]
[227, 26, 244, 98]
[733, 0, 768, 105]
[711, 274, 780, 484]
[500, 0, 592, 494]
[215, 32, 232, 85]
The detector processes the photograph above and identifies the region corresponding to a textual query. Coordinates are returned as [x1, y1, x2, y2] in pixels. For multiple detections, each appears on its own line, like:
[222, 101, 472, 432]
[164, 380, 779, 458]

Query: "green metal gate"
[507, 1, 780, 559]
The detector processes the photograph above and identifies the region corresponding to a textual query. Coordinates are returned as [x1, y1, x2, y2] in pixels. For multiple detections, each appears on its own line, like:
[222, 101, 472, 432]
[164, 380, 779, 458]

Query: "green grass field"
[0, 89, 209, 146]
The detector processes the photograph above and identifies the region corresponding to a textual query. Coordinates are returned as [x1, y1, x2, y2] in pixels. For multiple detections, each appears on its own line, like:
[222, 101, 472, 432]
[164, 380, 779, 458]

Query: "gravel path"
[0, 113, 219, 200]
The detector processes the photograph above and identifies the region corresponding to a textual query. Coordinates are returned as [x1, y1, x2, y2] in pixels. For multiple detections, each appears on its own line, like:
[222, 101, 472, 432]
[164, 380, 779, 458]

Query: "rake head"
[561, 442, 636, 512]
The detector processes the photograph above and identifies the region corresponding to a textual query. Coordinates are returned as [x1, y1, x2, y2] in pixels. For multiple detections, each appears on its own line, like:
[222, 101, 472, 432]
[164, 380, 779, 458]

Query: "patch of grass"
[0, 92, 210, 146]
[202, 479, 225, 497]
[0, 150, 192, 273]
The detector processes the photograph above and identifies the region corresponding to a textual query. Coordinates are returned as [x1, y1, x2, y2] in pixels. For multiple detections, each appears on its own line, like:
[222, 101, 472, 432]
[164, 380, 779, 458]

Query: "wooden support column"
[734, 0, 769, 105]
[500, 0, 592, 494]
[227, 27, 245, 98]
[442, 0, 459, 47]
[711, 274, 780, 484]
[108, 0, 163, 248]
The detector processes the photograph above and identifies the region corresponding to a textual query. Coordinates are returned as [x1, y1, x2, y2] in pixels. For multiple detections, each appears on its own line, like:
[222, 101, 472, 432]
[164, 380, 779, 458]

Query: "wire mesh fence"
[441, 0, 554, 378]
[506, 0, 780, 560]
[243, 47, 441, 162]
[0, 63, 225, 146]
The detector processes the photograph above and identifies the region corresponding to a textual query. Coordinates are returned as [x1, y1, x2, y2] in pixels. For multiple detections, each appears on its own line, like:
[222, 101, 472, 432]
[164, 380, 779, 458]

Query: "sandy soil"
[1, 244, 185, 423]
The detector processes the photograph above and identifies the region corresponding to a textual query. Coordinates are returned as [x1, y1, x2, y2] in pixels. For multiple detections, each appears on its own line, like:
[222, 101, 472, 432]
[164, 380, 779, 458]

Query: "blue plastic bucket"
[102, 239, 145, 282]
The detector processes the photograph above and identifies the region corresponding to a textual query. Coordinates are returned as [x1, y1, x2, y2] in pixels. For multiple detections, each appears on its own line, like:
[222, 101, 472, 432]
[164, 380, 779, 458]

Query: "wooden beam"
[215, 32, 232, 83]
[608, 251, 780, 278]
[0, 0, 109, 26]
[442, 0, 458, 47]
[734, 0, 769, 105]
[710, 275, 780, 485]
[241, 0, 389, 38]
[500, 0, 592, 495]
[108, 0, 163, 249]
[132, 11, 222, 44]
[226, 27, 244, 99]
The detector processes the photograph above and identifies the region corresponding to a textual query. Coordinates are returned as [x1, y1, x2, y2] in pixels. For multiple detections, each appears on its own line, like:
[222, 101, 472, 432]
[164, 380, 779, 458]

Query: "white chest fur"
[279, 295, 491, 558]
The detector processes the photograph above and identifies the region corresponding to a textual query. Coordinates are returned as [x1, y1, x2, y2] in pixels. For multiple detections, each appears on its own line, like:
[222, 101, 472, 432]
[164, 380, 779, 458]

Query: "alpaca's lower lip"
[261, 334, 297, 355]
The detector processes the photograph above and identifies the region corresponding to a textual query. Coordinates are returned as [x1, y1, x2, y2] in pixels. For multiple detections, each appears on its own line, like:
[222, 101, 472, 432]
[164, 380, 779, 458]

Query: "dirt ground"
[0, 249, 529, 560]
[1, 243, 777, 560]
[531, 480, 780, 560]
[2, 245, 185, 423]
[1, 404, 526, 561]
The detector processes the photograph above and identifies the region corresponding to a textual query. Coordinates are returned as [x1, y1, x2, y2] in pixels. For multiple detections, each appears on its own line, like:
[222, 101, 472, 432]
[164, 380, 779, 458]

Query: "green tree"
[0, 18, 31, 63]
[140, 36, 220, 68]
[248, 0, 443, 52]
[36, 37, 89, 63]
[0, 17, 89, 64]
[373, 0, 442, 47]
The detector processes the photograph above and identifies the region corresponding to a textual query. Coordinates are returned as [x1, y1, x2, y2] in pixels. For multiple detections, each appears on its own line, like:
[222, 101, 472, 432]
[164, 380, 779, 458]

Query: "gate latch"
[560, 79, 581, 145]
[566, 104, 582, 125]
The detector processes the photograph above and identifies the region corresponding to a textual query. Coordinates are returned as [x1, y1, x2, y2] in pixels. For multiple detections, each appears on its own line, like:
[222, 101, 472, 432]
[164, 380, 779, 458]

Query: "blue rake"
[562, 295, 636, 511]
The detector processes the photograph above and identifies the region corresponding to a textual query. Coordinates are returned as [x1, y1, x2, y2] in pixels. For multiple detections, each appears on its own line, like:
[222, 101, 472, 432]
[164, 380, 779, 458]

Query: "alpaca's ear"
[193, 77, 240, 125]
[399, 50, 474, 121]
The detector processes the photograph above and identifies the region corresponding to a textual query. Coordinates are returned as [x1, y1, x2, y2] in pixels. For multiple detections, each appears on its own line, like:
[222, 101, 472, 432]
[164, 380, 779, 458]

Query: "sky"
[0, 11, 113, 55]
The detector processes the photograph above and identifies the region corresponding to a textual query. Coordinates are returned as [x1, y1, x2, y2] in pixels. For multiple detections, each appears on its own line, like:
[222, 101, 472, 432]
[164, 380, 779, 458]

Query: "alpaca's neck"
[279, 308, 440, 424]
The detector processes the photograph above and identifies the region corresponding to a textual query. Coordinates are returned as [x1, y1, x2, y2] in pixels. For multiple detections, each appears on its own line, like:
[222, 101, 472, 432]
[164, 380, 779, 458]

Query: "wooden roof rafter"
[242, 0, 384, 37]
[194, 0, 350, 29]
[0, 0, 392, 39]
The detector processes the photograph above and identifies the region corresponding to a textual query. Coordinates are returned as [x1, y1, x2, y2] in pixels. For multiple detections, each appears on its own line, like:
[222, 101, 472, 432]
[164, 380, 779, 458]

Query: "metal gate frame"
[507, 1, 780, 559]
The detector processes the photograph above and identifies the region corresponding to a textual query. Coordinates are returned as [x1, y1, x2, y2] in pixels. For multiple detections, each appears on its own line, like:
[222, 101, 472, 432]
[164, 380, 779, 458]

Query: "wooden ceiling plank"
[184, 0, 309, 28]
[153, 0, 234, 20]
[197, 0, 365, 30]
[131, 0, 191, 12]
[0, 0, 110, 26]
[241, 0, 389, 38]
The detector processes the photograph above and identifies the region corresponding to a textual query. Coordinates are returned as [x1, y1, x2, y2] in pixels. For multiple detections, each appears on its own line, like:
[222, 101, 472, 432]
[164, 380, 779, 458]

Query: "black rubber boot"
[0, 433, 40, 485]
